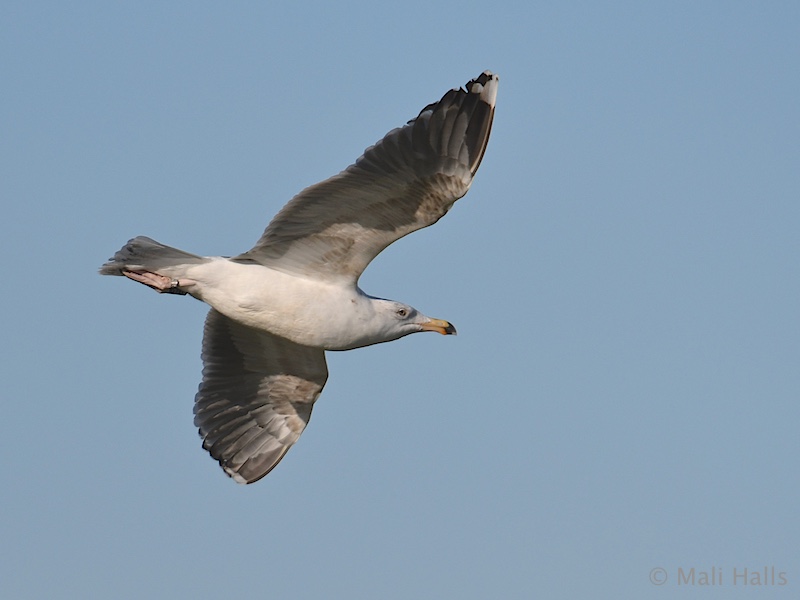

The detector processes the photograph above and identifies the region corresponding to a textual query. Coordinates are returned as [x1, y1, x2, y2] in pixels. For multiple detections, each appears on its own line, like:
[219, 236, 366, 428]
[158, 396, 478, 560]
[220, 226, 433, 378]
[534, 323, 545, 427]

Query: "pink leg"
[123, 270, 195, 295]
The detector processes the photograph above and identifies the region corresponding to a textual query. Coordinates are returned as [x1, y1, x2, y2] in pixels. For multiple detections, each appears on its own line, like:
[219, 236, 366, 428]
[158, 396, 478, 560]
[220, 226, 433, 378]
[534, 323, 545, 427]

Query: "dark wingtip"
[466, 71, 499, 108]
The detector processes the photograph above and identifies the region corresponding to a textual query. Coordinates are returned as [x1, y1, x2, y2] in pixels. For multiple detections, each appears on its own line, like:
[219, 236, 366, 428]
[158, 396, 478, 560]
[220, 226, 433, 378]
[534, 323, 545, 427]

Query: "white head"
[368, 298, 457, 345]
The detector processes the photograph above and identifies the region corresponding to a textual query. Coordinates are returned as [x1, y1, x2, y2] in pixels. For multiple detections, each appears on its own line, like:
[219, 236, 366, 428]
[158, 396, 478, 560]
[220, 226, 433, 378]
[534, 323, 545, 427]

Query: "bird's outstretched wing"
[194, 309, 328, 483]
[234, 71, 498, 283]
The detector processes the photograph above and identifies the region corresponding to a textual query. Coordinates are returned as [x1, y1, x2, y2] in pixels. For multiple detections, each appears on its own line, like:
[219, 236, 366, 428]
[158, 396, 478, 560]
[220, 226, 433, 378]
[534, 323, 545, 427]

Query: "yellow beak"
[420, 318, 457, 335]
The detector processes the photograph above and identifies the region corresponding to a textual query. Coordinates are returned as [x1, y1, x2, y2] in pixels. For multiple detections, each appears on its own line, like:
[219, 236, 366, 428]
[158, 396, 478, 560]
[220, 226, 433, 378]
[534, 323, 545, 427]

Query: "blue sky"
[2, 2, 799, 598]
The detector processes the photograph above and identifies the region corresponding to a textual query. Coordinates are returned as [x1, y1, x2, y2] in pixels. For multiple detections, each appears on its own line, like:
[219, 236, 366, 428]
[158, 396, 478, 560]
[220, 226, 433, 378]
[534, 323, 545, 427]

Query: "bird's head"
[371, 299, 457, 342]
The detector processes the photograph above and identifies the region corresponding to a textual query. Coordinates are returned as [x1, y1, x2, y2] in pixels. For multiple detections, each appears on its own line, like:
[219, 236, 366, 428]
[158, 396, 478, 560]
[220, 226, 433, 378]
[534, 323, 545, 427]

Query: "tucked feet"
[123, 270, 194, 295]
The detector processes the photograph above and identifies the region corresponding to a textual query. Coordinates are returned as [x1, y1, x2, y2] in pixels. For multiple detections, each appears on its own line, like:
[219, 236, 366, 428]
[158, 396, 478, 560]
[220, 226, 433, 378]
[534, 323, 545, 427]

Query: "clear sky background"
[2, 2, 798, 598]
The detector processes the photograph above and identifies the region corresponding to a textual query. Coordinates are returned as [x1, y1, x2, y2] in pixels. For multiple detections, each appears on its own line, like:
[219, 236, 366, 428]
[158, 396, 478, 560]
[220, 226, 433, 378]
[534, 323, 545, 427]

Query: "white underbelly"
[182, 258, 366, 349]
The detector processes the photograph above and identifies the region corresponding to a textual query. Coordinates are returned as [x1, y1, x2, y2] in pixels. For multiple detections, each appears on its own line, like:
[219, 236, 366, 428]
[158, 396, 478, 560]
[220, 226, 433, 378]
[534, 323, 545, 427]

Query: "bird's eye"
[396, 308, 408, 318]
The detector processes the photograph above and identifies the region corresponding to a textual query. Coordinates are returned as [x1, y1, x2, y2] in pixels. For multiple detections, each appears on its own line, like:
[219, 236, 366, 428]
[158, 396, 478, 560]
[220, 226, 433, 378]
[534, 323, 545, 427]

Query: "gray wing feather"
[194, 309, 328, 484]
[234, 71, 498, 282]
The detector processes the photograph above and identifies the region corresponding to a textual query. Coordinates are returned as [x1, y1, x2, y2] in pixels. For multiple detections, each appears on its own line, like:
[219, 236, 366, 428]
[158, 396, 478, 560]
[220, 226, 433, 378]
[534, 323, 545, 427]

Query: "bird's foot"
[123, 270, 194, 295]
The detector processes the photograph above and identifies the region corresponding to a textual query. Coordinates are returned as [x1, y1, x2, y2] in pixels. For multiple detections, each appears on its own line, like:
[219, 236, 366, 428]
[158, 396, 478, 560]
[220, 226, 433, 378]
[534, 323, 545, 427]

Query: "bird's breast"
[185, 258, 371, 349]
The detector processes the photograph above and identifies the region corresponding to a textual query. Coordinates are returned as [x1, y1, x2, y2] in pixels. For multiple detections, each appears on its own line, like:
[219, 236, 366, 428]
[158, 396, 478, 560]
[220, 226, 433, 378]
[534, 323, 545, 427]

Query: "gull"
[100, 71, 498, 483]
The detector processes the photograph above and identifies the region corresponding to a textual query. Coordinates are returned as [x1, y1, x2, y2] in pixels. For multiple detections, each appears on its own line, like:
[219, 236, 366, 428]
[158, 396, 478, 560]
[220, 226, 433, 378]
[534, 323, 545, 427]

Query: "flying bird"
[100, 71, 498, 483]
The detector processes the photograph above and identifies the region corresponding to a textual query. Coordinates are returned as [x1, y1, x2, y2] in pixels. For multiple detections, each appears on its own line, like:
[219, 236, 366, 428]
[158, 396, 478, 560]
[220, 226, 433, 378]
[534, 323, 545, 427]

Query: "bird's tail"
[99, 236, 208, 276]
